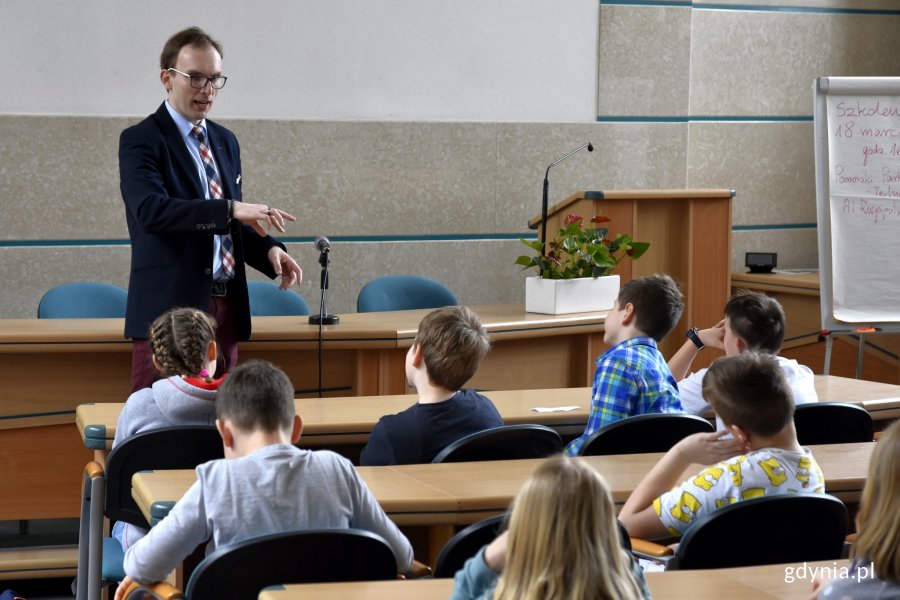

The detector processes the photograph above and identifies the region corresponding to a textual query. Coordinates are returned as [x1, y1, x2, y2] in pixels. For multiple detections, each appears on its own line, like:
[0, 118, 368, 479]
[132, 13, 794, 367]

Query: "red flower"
[563, 214, 584, 226]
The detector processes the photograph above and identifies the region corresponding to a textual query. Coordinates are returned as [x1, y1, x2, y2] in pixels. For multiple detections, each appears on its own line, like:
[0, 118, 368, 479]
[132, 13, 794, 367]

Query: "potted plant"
[515, 213, 650, 314]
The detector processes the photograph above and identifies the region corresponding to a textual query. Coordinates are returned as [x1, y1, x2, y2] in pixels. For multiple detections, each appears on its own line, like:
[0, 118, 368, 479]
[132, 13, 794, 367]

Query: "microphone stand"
[309, 250, 339, 326]
[540, 142, 594, 276]
[309, 248, 338, 398]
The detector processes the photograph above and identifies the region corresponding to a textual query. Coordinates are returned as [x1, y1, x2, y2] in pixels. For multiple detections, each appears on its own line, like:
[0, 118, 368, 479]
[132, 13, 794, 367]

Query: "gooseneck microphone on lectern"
[309, 236, 339, 326]
[540, 142, 594, 276]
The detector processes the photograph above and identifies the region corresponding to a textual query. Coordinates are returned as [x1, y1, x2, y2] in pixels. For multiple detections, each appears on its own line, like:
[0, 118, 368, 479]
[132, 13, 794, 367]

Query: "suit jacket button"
[204, 268, 212, 275]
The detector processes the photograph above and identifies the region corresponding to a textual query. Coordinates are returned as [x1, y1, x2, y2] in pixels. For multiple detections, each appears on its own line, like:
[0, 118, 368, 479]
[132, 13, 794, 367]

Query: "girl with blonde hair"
[112, 307, 224, 551]
[451, 455, 650, 600]
[813, 419, 900, 599]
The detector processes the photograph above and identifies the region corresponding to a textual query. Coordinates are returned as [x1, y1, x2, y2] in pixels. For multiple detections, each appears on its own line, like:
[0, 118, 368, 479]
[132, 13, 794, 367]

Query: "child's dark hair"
[724, 291, 786, 353]
[702, 352, 794, 437]
[216, 360, 295, 432]
[615, 274, 683, 342]
[149, 307, 217, 379]
[415, 306, 491, 391]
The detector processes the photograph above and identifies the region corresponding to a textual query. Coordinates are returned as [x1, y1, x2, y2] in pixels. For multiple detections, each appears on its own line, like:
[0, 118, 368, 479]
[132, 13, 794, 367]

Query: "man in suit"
[120, 27, 303, 391]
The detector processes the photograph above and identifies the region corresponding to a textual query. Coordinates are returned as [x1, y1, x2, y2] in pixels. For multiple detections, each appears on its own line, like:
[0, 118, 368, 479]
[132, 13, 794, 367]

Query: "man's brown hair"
[415, 306, 491, 391]
[702, 352, 794, 437]
[216, 360, 295, 433]
[615, 274, 684, 342]
[160, 26, 223, 70]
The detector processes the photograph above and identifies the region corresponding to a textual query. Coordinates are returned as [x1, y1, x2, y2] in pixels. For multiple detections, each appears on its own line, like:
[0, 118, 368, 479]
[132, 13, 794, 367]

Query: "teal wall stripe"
[596, 116, 813, 123]
[0, 227, 821, 247]
[0, 223, 816, 248]
[0, 233, 538, 248]
[733, 223, 817, 231]
[695, 4, 900, 15]
[601, 0, 900, 15]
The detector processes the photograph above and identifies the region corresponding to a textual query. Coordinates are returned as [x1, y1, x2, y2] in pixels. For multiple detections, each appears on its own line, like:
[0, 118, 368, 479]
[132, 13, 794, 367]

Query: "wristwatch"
[686, 327, 705, 350]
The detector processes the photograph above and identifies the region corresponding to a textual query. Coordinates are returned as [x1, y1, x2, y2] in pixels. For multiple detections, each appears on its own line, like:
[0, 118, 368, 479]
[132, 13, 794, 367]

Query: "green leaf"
[629, 242, 650, 260]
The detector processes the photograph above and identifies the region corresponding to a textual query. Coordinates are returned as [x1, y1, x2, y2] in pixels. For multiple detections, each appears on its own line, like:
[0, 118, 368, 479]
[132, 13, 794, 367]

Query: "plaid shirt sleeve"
[564, 353, 639, 455]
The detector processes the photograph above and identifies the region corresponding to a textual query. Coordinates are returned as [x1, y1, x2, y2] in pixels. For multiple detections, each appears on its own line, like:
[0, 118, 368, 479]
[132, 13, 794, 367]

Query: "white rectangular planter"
[525, 275, 620, 315]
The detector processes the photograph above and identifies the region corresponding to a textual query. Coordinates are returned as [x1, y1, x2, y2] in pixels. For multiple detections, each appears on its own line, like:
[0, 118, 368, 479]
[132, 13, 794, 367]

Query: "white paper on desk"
[531, 406, 580, 413]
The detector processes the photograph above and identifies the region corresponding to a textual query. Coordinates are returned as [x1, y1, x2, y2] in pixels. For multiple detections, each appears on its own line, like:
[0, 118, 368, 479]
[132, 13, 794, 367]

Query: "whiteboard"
[814, 77, 900, 331]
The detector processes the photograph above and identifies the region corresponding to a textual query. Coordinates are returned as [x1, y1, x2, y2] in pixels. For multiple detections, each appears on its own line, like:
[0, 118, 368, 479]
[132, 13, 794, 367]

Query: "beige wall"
[2, 1, 900, 318]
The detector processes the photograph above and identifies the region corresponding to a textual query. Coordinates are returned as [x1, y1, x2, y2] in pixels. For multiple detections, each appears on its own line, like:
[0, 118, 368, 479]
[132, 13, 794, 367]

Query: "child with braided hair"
[112, 306, 224, 551]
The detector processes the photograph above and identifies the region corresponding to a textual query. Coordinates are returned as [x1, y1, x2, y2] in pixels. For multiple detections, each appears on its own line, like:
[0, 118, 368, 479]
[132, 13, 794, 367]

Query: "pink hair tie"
[200, 369, 211, 378]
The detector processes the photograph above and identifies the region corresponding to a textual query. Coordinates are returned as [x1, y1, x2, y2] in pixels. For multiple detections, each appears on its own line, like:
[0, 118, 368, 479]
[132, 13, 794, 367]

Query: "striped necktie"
[191, 125, 235, 279]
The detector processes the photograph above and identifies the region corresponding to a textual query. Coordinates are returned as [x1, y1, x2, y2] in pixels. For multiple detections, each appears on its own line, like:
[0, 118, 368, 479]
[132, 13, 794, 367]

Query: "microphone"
[314, 236, 331, 253]
[540, 142, 594, 276]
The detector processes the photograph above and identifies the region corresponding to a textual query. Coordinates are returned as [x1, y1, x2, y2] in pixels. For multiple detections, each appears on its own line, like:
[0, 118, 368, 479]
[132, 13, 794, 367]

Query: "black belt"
[211, 281, 229, 297]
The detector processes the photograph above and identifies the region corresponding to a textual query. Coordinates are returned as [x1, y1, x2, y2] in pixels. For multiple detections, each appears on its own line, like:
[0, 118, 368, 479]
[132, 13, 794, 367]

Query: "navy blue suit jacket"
[119, 102, 283, 339]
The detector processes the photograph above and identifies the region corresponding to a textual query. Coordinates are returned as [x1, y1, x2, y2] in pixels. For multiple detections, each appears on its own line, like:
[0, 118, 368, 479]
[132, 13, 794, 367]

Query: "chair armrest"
[630, 538, 674, 558]
[121, 580, 184, 600]
[402, 559, 433, 579]
[85, 460, 105, 479]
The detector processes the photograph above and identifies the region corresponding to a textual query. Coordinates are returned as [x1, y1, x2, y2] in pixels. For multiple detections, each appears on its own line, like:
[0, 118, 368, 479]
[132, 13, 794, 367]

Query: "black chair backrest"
[578, 413, 715, 456]
[105, 426, 224, 527]
[793, 402, 874, 445]
[433, 515, 507, 578]
[616, 518, 632, 553]
[433, 515, 633, 578]
[185, 529, 398, 599]
[676, 494, 848, 570]
[432, 424, 564, 463]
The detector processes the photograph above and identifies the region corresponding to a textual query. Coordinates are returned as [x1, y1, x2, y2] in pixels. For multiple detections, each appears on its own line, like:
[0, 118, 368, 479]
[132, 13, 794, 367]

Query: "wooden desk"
[76, 387, 590, 453]
[0, 304, 606, 409]
[2, 304, 605, 521]
[257, 559, 846, 599]
[133, 443, 872, 563]
[77, 374, 900, 454]
[732, 271, 900, 384]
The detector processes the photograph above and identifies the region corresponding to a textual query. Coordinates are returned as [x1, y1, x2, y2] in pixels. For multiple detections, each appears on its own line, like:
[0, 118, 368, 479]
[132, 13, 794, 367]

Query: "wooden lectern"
[529, 189, 735, 359]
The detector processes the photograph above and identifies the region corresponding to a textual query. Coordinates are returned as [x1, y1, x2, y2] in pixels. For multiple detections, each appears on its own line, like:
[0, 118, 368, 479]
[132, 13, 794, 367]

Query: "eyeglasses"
[168, 68, 227, 89]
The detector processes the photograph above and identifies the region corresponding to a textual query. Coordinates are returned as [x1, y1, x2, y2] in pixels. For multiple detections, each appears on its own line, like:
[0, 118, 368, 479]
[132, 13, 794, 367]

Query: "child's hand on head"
[700, 320, 726, 350]
[675, 430, 747, 465]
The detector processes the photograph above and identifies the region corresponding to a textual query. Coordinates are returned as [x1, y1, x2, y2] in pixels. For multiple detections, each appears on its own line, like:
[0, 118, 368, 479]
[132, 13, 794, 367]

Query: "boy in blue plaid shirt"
[565, 274, 685, 455]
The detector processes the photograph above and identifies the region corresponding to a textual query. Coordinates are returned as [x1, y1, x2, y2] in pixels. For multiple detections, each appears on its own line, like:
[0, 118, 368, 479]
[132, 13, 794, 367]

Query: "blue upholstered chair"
[247, 281, 310, 316]
[38, 282, 128, 318]
[356, 275, 457, 313]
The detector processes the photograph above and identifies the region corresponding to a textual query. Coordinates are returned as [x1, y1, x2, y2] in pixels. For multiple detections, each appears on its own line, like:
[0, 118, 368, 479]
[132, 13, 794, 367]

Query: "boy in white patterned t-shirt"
[619, 352, 825, 539]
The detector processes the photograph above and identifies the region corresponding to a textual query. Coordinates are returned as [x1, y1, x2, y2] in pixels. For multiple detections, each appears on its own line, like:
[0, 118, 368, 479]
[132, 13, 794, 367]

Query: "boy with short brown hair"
[360, 306, 503, 465]
[564, 274, 685, 456]
[619, 352, 825, 540]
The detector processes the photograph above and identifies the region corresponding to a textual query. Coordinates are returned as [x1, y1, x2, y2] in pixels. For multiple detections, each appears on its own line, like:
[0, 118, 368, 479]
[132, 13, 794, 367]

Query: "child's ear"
[216, 418, 235, 449]
[208, 341, 218, 362]
[729, 424, 750, 449]
[151, 355, 163, 374]
[620, 302, 636, 325]
[735, 336, 748, 354]
[410, 343, 425, 368]
[290, 414, 303, 444]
